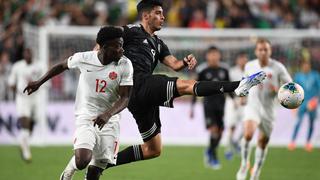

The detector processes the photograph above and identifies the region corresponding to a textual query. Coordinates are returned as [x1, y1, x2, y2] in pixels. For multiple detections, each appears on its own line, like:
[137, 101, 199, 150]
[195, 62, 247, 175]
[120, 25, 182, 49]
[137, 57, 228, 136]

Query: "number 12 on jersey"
[95, 79, 107, 93]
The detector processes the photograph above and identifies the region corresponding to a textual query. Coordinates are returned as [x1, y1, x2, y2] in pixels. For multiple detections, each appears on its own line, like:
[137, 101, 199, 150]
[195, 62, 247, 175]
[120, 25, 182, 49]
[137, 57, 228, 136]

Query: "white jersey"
[229, 66, 245, 81]
[245, 59, 292, 107]
[67, 51, 133, 124]
[8, 60, 43, 97]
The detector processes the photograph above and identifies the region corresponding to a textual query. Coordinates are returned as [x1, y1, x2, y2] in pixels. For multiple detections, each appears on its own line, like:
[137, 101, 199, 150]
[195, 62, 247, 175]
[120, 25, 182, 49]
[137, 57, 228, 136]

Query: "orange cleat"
[305, 143, 313, 152]
[288, 142, 296, 151]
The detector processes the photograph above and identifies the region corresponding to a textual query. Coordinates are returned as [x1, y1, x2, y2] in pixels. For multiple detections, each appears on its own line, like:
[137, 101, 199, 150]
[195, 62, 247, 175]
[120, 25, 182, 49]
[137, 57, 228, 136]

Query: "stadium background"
[0, 0, 320, 180]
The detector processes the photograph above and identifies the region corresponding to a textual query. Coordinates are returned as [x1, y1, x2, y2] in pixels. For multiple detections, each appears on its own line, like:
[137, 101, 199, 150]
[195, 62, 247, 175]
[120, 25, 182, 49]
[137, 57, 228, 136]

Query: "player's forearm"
[38, 62, 68, 86]
[103, 97, 130, 118]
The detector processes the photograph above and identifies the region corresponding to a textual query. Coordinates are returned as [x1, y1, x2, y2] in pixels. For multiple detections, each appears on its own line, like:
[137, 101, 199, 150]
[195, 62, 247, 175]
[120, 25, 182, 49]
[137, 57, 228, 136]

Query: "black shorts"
[204, 107, 224, 129]
[128, 74, 179, 142]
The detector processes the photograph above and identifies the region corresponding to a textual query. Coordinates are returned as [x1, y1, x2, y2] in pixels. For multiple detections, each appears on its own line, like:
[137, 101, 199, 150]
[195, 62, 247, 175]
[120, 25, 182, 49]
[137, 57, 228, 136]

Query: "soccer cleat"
[208, 159, 221, 170]
[224, 151, 233, 160]
[236, 162, 250, 180]
[288, 142, 296, 151]
[19, 145, 32, 163]
[235, 71, 267, 97]
[60, 169, 75, 180]
[305, 143, 313, 152]
[203, 148, 212, 167]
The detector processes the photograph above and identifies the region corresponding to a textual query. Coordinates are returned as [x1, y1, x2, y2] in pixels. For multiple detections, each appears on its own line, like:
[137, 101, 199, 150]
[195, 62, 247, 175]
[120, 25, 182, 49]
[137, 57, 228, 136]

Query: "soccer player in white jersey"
[236, 38, 292, 180]
[8, 48, 44, 162]
[224, 52, 248, 160]
[24, 26, 133, 180]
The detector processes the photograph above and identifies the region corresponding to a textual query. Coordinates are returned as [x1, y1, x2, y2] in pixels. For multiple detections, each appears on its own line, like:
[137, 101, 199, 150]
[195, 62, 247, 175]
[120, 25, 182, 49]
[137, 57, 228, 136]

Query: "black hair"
[96, 26, 124, 47]
[137, 0, 163, 14]
[206, 46, 220, 54]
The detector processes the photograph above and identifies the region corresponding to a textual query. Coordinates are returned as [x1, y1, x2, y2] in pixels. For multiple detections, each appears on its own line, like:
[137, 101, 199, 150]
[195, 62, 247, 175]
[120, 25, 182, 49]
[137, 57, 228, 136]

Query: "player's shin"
[106, 145, 144, 169]
[18, 128, 31, 161]
[193, 81, 240, 96]
[60, 156, 78, 180]
[250, 146, 268, 180]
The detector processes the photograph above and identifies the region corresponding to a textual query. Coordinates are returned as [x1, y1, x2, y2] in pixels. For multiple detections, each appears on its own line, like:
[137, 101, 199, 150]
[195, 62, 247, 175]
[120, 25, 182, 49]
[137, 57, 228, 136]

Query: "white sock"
[250, 146, 268, 180]
[61, 156, 78, 179]
[225, 130, 233, 153]
[240, 138, 252, 167]
[65, 156, 79, 171]
[18, 129, 31, 159]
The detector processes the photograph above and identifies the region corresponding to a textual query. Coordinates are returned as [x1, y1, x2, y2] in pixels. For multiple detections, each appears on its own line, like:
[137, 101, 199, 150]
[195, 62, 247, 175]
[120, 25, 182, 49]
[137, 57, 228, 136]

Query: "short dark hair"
[96, 26, 124, 46]
[206, 46, 220, 54]
[137, 0, 163, 13]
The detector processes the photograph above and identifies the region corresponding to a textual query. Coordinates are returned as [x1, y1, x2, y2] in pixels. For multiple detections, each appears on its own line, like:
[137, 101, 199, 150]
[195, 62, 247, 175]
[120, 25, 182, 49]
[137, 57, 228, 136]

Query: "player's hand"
[93, 113, 111, 130]
[184, 54, 197, 70]
[23, 81, 41, 95]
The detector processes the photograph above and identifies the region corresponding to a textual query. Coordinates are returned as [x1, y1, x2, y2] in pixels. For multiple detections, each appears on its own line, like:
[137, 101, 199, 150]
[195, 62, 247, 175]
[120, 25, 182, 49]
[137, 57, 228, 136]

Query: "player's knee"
[243, 132, 253, 141]
[149, 148, 161, 158]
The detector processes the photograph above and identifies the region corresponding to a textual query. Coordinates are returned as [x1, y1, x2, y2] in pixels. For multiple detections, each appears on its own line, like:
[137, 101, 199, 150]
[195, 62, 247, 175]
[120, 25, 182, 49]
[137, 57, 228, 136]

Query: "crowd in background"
[1, 0, 320, 101]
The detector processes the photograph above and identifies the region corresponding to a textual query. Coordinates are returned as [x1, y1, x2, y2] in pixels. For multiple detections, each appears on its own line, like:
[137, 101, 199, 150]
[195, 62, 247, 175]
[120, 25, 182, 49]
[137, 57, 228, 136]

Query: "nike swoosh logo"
[87, 70, 92, 72]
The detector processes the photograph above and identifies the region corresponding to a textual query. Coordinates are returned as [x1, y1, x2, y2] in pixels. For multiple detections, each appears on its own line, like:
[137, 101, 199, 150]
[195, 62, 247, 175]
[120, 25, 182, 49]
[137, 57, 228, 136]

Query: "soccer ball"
[278, 82, 304, 109]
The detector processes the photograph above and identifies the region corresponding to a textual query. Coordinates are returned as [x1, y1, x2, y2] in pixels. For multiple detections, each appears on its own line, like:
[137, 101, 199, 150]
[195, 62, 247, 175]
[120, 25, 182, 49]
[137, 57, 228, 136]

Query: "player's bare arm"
[93, 85, 132, 130]
[23, 59, 69, 95]
[162, 54, 197, 71]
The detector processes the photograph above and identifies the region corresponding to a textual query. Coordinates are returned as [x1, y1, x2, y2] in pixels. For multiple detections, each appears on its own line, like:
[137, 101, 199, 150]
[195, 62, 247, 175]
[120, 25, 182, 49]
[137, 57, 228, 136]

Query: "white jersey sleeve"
[119, 58, 133, 86]
[278, 62, 292, 83]
[67, 53, 83, 71]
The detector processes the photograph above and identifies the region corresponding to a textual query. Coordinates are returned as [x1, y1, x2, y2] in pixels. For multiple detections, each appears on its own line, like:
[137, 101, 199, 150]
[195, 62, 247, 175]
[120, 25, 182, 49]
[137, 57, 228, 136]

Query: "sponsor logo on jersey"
[109, 71, 118, 80]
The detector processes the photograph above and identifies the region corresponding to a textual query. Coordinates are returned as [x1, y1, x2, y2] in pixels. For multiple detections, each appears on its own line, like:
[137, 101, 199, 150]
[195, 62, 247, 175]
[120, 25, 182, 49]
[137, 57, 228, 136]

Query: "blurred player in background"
[288, 60, 320, 152]
[103, 0, 266, 173]
[24, 26, 133, 180]
[190, 46, 230, 169]
[224, 52, 248, 160]
[236, 38, 292, 180]
[8, 48, 44, 163]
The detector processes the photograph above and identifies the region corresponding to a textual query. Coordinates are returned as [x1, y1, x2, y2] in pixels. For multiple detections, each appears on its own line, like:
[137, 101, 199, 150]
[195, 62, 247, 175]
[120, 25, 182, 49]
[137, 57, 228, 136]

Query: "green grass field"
[0, 145, 319, 180]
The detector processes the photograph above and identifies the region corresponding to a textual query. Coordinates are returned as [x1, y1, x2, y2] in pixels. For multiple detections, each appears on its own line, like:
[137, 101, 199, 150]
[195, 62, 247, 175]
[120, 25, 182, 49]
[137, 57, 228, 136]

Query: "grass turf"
[0, 146, 319, 180]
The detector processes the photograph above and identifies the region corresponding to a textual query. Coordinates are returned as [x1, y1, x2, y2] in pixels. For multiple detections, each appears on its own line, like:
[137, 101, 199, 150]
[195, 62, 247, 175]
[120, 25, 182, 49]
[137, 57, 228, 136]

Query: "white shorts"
[73, 120, 120, 169]
[243, 103, 275, 137]
[16, 94, 46, 120]
[224, 97, 244, 127]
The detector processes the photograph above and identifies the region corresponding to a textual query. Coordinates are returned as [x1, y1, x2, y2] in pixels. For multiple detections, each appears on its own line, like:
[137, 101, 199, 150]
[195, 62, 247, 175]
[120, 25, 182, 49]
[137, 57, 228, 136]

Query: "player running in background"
[190, 46, 230, 169]
[224, 52, 248, 160]
[24, 26, 133, 180]
[102, 0, 266, 175]
[8, 48, 45, 163]
[288, 60, 320, 152]
[236, 38, 292, 180]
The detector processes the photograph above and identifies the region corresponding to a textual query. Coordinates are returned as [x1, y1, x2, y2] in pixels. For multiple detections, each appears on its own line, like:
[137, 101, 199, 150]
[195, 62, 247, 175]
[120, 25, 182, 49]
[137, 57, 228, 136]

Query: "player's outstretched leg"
[176, 71, 266, 97]
[235, 71, 267, 97]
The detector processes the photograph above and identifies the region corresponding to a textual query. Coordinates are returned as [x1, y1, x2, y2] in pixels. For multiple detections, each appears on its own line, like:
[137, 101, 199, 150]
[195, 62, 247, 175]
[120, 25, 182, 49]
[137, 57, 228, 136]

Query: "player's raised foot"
[60, 169, 75, 180]
[236, 162, 250, 180]
[288, 142, 296, 151]
[235, 71, 267, 97]
[305, 143, 313, 152]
